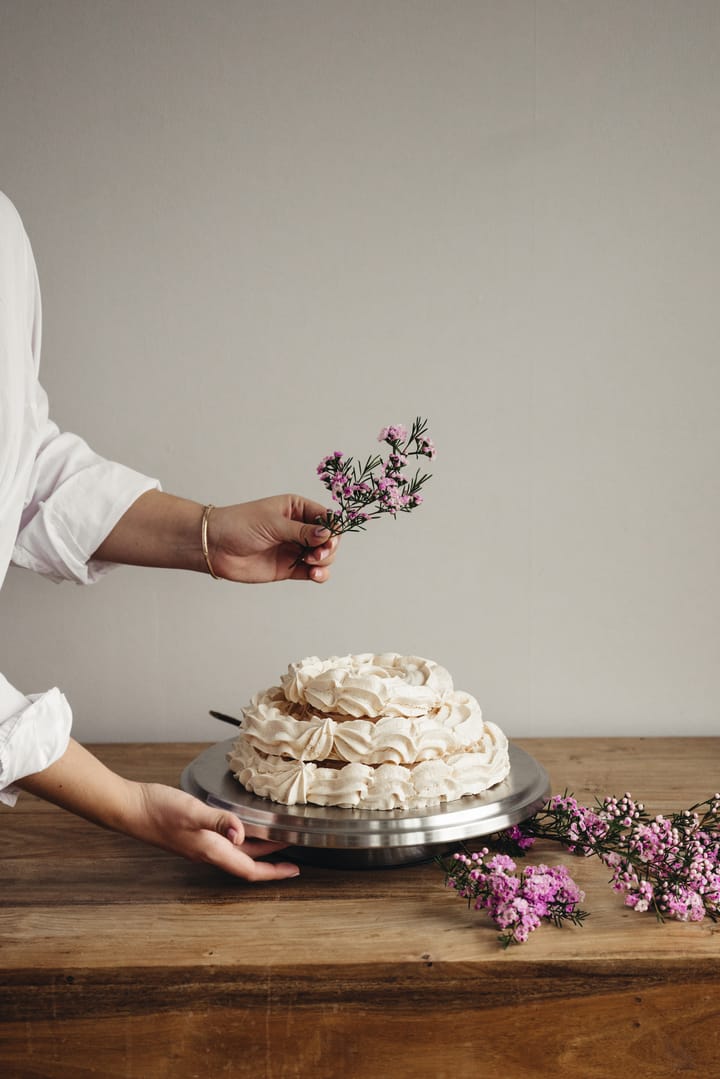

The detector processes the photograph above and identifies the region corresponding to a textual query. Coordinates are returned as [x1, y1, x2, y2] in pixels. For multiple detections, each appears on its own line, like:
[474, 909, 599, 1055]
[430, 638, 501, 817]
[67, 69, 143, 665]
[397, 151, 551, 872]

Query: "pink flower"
[314, 418, 434, 541]
[444, 786, 720, 946]
[443, 848, 586, 948]
[378, 424, 409, 444]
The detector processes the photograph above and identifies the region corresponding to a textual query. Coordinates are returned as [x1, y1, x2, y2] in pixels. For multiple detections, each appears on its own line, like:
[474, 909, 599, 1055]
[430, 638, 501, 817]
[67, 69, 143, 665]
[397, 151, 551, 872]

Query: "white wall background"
[0, 0, 718, 742]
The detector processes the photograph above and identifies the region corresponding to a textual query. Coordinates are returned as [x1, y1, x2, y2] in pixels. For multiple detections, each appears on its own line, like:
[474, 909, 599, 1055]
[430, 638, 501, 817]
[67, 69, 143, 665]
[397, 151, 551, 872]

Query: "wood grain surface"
[2, 738, 719, 1078]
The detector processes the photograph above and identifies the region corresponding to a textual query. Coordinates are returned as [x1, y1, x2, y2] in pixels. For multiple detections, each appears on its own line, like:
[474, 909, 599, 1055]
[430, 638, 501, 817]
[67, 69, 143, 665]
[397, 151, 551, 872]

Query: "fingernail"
[227, 827, 238, 843]
[313, 526, 330, 538]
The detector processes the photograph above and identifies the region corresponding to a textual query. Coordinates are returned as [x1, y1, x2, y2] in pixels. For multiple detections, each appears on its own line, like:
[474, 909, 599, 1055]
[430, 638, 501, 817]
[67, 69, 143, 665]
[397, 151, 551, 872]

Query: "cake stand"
[180, 738, 550, 868]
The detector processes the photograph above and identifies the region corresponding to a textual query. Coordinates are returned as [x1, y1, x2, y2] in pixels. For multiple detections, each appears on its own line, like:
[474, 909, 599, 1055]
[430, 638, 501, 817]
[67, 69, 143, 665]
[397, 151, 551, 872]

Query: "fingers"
[224, 845, 300, 881]
[244, 858, 301, 882]
[267, 499, 339, 583]
[283, 528, 338, 584]
[296, 496, 334, 527]
[209, 494, 341, 585]
[287, 519, 333, 551]
[300, 529, 339, 578]
[211, 813, 300, 881]
[240, 836, 292, 858]
[304, 524, 333, 548]
[282, 496, 337, 552]
[226, 824, 290, 858]
[288, 553, 333, 584]
[303, 535, 338, 578]
[205, 829, 300, 881]
[138, 786, 299, 883]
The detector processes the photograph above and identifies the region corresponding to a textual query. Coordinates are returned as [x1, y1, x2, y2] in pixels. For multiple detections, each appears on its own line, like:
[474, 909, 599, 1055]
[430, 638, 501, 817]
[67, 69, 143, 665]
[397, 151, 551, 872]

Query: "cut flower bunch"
[442, 849, 588, 948]
[441, 791, 720, 947]
[314, 417, 435, 538]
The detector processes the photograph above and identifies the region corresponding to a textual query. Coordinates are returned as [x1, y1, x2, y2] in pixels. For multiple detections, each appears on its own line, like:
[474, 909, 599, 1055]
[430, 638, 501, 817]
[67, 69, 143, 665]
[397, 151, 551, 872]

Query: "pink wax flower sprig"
[496, 791, 720, 924]
[442, 791, 720, 945]
[442, 849, 588, 948]
[313, 417, 435, 538]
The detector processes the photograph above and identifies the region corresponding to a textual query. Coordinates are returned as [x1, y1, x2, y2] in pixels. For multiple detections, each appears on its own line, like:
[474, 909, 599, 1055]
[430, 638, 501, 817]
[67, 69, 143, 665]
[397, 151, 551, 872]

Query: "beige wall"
[0, 0, 718, 741]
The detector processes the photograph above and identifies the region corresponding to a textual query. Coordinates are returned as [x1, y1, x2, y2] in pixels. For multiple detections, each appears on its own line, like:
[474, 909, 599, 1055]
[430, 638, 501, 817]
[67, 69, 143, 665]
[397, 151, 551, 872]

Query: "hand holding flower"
[207, 495, 339, 583]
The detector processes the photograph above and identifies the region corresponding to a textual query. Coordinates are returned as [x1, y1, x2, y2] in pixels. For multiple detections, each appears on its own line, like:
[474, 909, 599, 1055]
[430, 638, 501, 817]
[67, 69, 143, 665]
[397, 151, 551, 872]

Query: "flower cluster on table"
[440, 791, 720, 947]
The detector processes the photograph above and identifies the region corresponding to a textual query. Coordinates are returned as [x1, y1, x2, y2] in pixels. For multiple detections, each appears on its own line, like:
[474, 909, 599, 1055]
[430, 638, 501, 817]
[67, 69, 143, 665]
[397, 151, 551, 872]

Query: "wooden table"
[2, 738, 719, 1078]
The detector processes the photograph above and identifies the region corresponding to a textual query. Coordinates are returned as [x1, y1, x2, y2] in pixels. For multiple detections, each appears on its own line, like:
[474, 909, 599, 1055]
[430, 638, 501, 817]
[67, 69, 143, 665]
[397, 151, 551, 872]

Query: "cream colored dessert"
[280, 653, 454, 718]
[227, 653, 510, 810]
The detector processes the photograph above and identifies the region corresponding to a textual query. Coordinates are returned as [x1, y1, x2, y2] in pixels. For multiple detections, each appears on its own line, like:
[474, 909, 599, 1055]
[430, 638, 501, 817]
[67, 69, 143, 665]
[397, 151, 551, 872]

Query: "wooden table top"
[2, 737, 719, 1079]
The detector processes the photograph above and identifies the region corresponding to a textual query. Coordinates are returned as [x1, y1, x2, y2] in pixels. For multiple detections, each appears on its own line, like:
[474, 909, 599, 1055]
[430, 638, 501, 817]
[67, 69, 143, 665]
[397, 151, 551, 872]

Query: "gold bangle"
[201, 504, 220, 579]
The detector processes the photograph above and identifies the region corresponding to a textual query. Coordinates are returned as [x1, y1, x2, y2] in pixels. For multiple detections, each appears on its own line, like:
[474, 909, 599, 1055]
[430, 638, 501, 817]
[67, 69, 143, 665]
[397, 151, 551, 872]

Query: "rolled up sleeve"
[0, 675, 72, 805]
[0, 192, 159, 804]
[11, 382, 160, 585]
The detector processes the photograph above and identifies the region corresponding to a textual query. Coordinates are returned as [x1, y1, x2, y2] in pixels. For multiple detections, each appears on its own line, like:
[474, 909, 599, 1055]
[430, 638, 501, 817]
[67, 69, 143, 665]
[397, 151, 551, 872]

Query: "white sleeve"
[0, 193, 158, 801]
[0, 674, 72, 806]
[8, 213, 160, 584]
[11, 387, 161, 584]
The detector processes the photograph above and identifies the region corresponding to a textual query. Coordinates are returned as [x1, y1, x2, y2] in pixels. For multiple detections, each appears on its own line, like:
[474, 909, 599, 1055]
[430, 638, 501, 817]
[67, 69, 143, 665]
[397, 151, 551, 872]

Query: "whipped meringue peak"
[228, 653, 510, 810]
[280, 652, 454, 718]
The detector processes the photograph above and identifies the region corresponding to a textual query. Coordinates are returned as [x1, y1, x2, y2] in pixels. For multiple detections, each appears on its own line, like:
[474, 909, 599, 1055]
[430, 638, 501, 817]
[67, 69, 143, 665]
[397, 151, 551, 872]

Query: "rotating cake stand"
[180, 738, 550, 868]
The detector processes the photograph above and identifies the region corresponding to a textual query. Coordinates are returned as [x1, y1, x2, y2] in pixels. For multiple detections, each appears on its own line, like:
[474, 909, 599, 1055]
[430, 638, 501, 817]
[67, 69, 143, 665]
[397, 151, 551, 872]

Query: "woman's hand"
[207, 494, 338, 583]
[93, 490, 339, 583]
[18, 738, 299, 882]
[131, 781, 299, 881]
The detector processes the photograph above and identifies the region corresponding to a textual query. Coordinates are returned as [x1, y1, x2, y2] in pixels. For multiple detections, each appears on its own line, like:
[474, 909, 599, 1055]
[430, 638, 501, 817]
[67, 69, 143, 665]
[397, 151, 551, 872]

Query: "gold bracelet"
[201, 504, 221, 579]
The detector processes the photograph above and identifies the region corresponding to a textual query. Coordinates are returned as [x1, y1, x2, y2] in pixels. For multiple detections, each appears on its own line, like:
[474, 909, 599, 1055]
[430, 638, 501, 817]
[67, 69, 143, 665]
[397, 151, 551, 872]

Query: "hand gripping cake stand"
[181, 738, 551, 868]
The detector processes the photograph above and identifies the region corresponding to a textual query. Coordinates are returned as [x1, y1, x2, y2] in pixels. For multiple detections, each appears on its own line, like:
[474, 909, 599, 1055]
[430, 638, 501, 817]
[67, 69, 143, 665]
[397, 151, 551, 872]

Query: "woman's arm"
[17, 737, 299, 881]
[92, 489, 338, 582]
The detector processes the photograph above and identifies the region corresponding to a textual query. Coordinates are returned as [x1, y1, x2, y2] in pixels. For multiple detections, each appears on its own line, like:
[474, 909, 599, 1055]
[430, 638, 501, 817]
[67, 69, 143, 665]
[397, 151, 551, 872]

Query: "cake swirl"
[240, 686, 486, 765]
[227, 721, 510, 810]
[228, 653, 511, 811]
[280, 653, 453, 718]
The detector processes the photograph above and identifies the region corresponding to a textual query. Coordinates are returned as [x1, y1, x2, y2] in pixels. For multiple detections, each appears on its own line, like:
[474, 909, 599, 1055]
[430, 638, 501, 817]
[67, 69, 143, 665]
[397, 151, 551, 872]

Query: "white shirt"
[0, 192, 159, 805]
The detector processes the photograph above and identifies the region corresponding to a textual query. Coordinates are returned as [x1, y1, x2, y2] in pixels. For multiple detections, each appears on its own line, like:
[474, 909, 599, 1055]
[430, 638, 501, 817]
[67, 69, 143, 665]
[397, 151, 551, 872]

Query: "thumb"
[286, 519, 332, 549]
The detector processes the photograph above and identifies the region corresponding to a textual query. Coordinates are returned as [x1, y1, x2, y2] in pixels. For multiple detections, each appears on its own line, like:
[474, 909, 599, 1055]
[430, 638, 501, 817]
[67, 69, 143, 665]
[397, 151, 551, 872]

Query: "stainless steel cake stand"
[180, 738, 550, 868]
